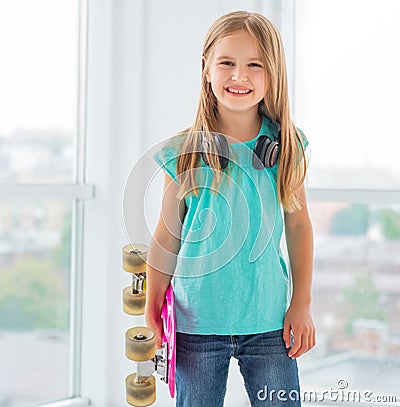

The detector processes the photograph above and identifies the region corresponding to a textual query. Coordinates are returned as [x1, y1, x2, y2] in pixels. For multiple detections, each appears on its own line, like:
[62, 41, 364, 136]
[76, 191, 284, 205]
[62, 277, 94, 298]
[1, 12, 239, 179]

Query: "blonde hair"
[176, 11, 307, 213]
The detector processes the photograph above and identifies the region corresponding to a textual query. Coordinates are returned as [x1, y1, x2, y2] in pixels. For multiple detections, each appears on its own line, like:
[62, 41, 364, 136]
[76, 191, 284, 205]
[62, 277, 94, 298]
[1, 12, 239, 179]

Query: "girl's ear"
[202, 56, 211, 83]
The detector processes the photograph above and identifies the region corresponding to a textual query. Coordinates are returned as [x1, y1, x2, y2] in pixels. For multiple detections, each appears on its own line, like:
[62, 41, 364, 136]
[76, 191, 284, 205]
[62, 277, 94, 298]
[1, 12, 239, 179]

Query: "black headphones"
[200, 117, 281, 170]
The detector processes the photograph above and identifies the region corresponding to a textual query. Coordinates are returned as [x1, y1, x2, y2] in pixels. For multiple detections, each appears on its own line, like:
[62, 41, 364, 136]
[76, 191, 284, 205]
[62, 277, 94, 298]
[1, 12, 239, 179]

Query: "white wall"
[81, 1, 294, 406]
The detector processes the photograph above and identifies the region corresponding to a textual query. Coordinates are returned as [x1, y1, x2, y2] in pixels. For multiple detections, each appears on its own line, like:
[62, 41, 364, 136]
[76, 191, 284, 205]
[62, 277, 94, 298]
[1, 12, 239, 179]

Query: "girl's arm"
[145, 173, 186, 348]
[283, 184, 316, 358]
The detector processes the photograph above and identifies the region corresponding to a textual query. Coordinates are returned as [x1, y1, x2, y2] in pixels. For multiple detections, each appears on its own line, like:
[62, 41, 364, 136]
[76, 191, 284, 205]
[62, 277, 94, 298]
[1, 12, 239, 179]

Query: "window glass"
[0, 1, 79, 405]
[296, 0, 400, 401]
[0, 0, 78, 183]
[299, 202, 400, 400]
[0, 200, 72, 405]
[295, 0, 400, 189]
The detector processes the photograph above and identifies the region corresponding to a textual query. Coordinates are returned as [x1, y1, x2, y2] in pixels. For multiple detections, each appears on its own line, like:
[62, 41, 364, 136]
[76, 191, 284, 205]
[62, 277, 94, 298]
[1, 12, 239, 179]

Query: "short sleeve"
[153, 138, 182, 184]
[296, 127, 309, 150]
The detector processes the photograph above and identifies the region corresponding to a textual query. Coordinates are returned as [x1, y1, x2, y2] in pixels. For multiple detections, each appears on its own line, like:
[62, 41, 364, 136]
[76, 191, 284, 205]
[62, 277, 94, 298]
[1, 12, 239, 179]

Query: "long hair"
[176, 11, 307, 213]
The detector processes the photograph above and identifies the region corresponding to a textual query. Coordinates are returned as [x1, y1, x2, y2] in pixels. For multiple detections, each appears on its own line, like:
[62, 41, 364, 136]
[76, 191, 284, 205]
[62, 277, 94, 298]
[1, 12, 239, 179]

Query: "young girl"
[145, 10, 315, 407]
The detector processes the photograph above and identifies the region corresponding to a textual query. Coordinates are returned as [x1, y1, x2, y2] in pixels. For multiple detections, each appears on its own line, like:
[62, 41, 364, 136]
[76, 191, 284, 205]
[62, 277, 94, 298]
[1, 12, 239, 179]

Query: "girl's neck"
[217, 108, 262, 143]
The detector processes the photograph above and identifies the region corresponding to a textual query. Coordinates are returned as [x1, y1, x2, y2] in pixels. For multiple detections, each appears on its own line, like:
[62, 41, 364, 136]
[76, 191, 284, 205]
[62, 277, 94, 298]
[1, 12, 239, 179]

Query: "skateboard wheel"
[123, 287, 146, 315]
[125, 327, 155, 362]
[126, 373, 156, 406]
[122, 243, 148, 274]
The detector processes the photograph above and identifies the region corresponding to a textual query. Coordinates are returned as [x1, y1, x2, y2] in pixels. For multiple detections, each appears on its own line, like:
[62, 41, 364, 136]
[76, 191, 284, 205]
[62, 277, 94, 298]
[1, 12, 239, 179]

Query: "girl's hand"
[283, 302, 316, 359]
[145, 304, 164, 349]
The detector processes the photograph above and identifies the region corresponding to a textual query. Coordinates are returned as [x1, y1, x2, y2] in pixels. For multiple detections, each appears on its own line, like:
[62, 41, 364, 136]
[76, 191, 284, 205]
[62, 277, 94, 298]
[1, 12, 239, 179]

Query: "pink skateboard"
[123, 243, 176, 406]
[160, 284, 176, 397]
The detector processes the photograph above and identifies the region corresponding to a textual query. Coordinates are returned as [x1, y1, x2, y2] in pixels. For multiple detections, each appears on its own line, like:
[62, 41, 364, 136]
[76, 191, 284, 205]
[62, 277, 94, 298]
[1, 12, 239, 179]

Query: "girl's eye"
[249, 63, 263, 68]
[220, 61, 234, 66]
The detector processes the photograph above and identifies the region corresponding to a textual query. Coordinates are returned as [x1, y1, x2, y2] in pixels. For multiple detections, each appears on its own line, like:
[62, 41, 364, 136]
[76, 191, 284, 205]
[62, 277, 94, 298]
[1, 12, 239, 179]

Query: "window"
[295, 0, 400, 402]
[0, 1, 91, 406]
[0, 1, 78, 184]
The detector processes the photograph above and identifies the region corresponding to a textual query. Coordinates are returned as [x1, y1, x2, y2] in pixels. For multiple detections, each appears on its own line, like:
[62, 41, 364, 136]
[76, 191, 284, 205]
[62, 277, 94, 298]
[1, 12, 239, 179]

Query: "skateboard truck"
[122, 244, 148, 315]
[132, 272, 146, 294]
[155, 343, 169, 384]
[130, 337, 169, 385]
[128, 247, 146, 293]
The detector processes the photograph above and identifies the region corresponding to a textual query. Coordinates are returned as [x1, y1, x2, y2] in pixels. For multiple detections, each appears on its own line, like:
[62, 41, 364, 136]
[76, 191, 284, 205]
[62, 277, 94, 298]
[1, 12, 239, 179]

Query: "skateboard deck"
[161, 284, 176, 398]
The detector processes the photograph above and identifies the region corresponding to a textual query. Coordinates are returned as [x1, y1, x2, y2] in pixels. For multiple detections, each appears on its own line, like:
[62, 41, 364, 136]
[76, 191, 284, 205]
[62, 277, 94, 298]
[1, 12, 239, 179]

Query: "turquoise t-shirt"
[153, 116, 307, 335]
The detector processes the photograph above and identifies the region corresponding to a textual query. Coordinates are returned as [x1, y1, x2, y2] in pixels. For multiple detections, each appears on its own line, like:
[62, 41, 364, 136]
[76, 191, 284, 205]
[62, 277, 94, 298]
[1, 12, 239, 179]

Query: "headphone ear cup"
[200, 137, 210, 165]
[252, 135, 271, 169]
[214, 133, 229, 169]
[201, 132, 229, 170]
[265, 140, 280, 168]
[252, 136, 279, 169]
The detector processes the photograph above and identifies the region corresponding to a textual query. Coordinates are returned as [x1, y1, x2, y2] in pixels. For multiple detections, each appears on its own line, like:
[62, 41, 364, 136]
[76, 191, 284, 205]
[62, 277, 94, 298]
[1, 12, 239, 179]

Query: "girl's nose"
[231, 68, 248, 82]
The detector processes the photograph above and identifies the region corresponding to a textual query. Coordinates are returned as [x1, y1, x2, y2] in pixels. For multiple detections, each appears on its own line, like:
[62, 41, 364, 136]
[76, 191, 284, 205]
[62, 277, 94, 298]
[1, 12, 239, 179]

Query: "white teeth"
[227, 88, 250, 94]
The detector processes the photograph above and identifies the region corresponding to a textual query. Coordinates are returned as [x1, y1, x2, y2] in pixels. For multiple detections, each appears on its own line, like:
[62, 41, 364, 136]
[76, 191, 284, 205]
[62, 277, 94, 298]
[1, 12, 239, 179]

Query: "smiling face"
[204, 30, 268, 118]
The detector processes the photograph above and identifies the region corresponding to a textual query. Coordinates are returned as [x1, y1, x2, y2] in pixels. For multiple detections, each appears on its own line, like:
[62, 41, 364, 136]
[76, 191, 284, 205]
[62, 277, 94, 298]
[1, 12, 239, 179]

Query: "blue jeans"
[176, 329, 301, 407]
